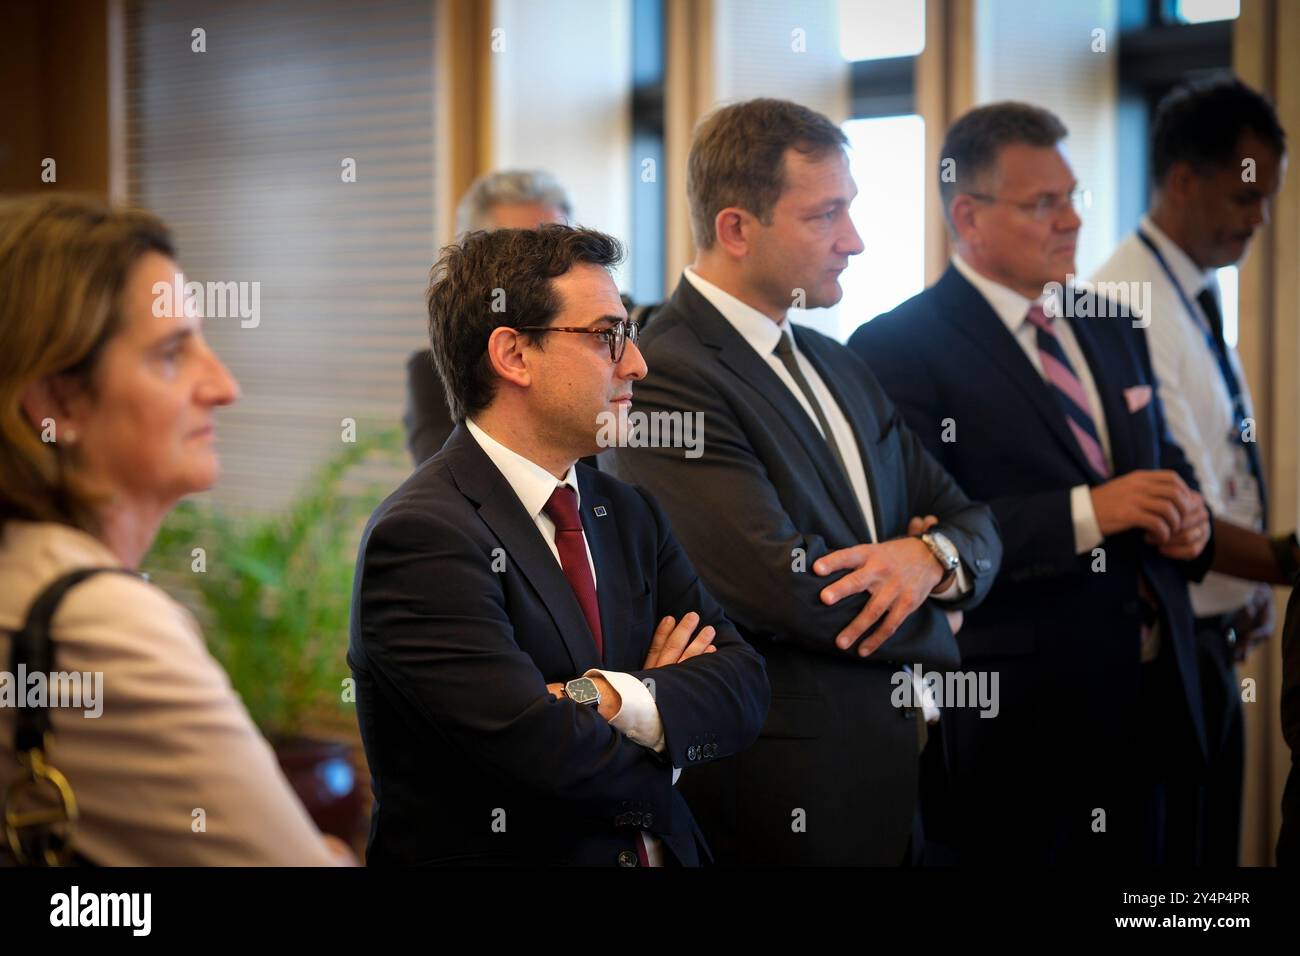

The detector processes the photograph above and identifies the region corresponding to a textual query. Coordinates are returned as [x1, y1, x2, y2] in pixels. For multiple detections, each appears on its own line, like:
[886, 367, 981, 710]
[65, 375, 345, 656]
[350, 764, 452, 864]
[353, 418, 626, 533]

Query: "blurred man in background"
[1091, 75, 1291, 864]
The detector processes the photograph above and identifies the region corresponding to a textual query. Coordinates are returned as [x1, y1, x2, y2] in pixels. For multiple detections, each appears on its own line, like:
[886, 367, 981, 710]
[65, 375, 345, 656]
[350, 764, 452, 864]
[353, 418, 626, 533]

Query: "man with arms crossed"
[351, 225, 769, 865]
[608, 99, 1002, 865]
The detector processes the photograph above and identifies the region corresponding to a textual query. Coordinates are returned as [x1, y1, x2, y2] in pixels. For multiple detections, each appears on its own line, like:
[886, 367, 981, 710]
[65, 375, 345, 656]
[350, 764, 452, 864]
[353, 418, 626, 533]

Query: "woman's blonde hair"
[0, 194, 175, 532]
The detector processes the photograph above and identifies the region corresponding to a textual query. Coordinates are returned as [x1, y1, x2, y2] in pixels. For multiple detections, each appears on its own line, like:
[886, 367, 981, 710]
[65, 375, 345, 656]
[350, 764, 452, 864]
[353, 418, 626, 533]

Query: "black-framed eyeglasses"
[966, 186, 1089, 221]
[514, 318, 640, 363]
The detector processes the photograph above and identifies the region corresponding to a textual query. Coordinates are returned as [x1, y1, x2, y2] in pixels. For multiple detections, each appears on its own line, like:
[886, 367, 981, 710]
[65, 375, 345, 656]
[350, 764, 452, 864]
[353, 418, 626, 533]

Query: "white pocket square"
[1124, 385, 1152, 413]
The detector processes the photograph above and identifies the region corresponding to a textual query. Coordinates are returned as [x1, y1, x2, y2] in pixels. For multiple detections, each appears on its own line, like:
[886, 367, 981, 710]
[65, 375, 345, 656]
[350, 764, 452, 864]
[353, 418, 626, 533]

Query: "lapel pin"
[593, 506, 608, 517]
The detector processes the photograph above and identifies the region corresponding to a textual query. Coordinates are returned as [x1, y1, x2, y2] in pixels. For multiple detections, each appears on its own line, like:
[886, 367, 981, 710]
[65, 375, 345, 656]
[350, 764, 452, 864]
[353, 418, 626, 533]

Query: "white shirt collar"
[683, 266, 793, 356]
[951, 252, 1061, 336]
[1139, 213, 1216, 298]
[465, 418, 579, 519]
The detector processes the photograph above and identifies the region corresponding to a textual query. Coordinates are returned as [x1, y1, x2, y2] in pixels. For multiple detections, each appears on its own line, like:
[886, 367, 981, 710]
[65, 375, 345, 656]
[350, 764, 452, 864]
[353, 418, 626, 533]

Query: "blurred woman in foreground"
[0, 194, 351, 865]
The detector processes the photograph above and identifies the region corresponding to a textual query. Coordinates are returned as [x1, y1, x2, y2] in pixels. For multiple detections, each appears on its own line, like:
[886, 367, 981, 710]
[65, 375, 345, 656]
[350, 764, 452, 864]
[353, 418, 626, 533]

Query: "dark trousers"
[1163, 614, 1245, 865]
[917, 638, 1200, 866]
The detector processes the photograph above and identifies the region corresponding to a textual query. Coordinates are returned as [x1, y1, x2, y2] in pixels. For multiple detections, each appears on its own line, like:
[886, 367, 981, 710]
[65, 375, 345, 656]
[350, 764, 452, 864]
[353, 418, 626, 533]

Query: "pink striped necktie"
[1025, 304, 1111, 480]
[1026, 305, 1158, 653]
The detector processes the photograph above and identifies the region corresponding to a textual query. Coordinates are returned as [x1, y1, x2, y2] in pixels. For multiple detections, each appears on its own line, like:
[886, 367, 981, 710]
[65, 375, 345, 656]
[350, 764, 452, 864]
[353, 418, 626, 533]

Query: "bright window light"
[1175, 0, 1240, 24]
[834, 115, 926, 342]
[1217, 265, 1238, 348]
[838, 0, 925, 61]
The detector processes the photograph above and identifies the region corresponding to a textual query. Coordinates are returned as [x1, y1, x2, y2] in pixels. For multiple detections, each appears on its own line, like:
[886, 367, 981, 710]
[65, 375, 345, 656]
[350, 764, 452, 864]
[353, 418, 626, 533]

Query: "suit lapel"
[444, 426, 602, 675]
[935, 267, 1098, 480]
[672, 280, 872, 543]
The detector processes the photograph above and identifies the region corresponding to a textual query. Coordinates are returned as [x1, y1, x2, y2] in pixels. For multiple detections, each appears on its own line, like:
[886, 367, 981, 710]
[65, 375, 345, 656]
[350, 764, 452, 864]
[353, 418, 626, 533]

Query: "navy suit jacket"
[349, 424, 769, 865]
[849, 265, 1213, 790]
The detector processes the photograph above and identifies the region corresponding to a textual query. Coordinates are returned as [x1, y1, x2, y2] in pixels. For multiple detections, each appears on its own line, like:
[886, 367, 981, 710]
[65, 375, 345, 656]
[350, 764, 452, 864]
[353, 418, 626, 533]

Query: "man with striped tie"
[849, 102, 1215, 864]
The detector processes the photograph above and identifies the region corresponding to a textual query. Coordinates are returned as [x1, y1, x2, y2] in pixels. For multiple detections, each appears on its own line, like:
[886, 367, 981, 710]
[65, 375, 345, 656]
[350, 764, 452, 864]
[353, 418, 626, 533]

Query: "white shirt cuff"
[585, 668, 666, 754]
[1071, 484, 1104, 554]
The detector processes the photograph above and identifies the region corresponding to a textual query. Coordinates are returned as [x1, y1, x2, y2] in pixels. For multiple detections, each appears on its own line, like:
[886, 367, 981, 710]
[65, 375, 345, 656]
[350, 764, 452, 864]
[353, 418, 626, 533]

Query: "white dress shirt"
[685, 266, 883, 543]
[1090, 216, 1261, 616]
[951, 254, 1108, 555]
[465, 419, 674, 863]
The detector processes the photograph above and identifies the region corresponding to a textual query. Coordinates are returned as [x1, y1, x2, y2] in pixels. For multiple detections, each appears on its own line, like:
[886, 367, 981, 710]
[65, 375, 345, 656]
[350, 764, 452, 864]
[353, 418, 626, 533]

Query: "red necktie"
[546, 485, 653, 863]
[543, 485, 603, 659]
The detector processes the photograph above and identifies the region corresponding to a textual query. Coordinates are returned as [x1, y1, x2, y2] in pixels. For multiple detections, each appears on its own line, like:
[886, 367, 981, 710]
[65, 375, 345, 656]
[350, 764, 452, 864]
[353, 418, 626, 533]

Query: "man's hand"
[547, 675, 623, 722]
[1090, 470, 1200, 544]
[642, 611, 718, 669]
[908, 514, 940, 536]
[1230, 584, 1275, 663]
[1157, 490, 1210, 561]
[813, 537, 945, 656]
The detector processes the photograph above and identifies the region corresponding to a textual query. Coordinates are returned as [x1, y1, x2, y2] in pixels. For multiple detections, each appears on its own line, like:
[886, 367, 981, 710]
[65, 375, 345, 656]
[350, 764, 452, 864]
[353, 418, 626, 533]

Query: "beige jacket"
[0, 520, 339, 865]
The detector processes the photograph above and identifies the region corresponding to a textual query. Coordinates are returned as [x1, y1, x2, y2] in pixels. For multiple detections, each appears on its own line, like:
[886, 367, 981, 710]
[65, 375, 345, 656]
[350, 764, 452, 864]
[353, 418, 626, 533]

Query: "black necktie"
[772, 331, 852, 483]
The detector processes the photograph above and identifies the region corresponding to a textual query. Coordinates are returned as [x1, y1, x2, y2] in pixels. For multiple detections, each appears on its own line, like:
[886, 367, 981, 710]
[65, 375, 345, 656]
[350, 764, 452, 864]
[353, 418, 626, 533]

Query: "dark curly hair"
[425, 224, 625, 422]
[1152, 74, 1285, 186]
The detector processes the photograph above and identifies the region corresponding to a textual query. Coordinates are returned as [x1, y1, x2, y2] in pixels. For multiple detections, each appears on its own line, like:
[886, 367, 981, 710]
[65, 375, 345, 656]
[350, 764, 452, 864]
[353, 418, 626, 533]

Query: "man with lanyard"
[1092, 75, 1293, 864]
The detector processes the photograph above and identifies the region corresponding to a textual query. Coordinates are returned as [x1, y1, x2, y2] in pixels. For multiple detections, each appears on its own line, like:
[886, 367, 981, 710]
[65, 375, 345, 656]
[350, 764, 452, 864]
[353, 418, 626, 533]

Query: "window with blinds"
[125, 0, 437, 514]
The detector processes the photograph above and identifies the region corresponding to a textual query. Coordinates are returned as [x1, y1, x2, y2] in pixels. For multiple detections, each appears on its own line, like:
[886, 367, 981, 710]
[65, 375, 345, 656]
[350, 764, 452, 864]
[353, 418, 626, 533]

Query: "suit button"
[686, 745, 700, 761]
[617, 850, 639, 867]
[642, 812, 654, 828]
[976, 558, 991, 572]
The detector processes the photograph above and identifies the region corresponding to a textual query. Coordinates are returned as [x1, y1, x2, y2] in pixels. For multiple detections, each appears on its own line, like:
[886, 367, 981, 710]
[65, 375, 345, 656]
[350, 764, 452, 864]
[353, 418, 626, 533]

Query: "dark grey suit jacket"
[403, 349, 455, 466]
[605, 277, 1002, 864]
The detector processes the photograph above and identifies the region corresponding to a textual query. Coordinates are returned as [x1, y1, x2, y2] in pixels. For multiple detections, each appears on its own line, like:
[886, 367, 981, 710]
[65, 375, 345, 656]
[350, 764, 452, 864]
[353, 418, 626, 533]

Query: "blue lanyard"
[1136, 229, 1267, 522]
[1136, 230, 1250, 435]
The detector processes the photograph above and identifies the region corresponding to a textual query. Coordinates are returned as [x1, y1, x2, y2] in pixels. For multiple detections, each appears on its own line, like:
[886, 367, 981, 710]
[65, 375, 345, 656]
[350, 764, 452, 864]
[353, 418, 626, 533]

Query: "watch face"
[566, 678, 599, 704]
[926, 532, 959, 569]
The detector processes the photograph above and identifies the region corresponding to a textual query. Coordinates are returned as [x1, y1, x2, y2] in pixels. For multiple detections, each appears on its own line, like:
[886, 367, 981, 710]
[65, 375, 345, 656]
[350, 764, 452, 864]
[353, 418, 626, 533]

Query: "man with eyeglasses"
[1091, 76, 1292, 866]
[349, 224, 769, 866]
[850, 101, 1215, 864]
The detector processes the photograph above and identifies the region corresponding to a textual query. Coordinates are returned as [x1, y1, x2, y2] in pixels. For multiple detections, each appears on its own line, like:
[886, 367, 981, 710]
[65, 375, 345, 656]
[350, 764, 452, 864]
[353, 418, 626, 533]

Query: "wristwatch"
[920, 531, 961, 585]
[563, 677, 602, 708]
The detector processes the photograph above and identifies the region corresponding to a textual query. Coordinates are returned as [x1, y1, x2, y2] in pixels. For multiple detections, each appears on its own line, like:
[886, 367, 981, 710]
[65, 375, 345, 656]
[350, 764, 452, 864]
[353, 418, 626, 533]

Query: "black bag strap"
[9, 567, 141, 754]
